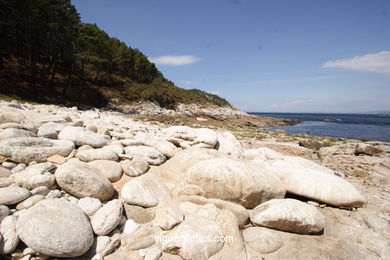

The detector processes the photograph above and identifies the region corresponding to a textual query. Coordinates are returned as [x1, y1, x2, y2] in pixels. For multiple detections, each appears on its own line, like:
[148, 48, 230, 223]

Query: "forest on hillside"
[0, 0, 230, 108]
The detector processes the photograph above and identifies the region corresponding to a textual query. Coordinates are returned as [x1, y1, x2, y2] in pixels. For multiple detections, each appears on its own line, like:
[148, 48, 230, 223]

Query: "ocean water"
[251, 113, 390, 142]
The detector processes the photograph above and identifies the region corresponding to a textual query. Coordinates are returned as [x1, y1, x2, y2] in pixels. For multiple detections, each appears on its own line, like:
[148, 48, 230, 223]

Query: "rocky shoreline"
[0, 101, 389, 260]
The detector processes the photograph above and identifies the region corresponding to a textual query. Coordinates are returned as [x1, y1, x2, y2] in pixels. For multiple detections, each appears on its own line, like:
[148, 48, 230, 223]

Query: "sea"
[250, 112, 390, 142]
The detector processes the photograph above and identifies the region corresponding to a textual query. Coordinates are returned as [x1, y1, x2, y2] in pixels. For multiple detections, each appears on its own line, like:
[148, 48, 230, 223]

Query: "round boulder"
[16, 198, 94, 257]
[55, 159, 114, 201]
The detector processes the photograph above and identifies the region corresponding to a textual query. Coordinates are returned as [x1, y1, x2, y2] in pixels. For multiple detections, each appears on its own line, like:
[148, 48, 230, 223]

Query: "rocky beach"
[0, 101, 389, 260]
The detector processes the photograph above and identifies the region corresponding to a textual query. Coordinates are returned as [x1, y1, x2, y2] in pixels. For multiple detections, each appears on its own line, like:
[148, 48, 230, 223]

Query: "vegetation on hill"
[0, 0, 230, 109]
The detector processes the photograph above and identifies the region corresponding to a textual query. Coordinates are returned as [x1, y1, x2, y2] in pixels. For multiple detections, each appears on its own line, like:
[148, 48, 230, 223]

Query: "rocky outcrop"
[0, 101, 384, 260]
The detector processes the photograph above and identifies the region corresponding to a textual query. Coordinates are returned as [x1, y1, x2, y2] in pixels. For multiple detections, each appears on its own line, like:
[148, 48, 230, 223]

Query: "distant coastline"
[251, 112, 390, 142]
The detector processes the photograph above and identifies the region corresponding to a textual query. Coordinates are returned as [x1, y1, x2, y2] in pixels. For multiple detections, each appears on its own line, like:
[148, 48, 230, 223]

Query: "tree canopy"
[0, 0, 230, 108]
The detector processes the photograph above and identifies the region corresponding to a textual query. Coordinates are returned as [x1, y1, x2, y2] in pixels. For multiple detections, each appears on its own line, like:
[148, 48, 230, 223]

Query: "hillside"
[0, 0, 230, 109]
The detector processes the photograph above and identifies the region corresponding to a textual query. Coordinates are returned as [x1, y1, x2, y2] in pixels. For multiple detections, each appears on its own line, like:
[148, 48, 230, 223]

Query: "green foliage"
[0, 0, 231, 108]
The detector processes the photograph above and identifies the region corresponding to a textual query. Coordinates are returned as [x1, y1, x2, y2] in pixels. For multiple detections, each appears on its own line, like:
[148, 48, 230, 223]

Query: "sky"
[72, 0, 390, 113]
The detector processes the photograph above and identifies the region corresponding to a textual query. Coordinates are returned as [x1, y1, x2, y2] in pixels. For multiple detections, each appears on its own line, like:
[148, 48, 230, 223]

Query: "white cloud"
[322, 51, 390, 74]
[179, 80, 197, 85]
[235, 75, 338, 86]
[149, 55, 200, 66]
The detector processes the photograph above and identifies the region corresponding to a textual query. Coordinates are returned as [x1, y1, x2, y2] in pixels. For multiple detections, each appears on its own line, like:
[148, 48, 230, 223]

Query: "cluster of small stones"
[0, 100, 387, 260]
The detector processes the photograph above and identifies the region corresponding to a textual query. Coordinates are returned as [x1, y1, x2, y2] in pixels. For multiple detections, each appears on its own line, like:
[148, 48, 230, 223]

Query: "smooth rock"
[0, 128, 36, 140]
[0, 137, 74, 163]
[124, 146, 166, 166]
[0, 205, 9, 222]
[0, 166, 12, 177]
[58, 126, 107, 148]
[150, 147, 225, 182]
[55, 159, 114, 200]
[30, 186, 50, 196]
[0, 186, 31, 205]
[0, 215, 19, 254]
[88, 160, 123, 182]
[215, 131, 243, 158]
[242, 227, 283, 254]
[153, 201, 184, 230]
[121, 159, 150, 177]
[355, 143, 382, 156]
[121, 179, 158, 207]
[185, 158, 285, 208]
[161, 215, 225, 260]
[14, 162, 56, 189]
[91, 199, 123, 236]
[77, 197, 102, 216]
[255, 156, 366, 208]
[123, 204, 155, 224]
[123, 133, 177, 158]
[37, 122, 65, 139]
[76, 148, 118, 162]
[250, 199, 326, 234]
[216, 209, 244, 252]
[16, 198, 94, 257]
[164, 126, 218, 149]
[0, 177, 13, 188]
[16, 195, 45, 210]
[47, 154, 66, 164]
[122, 219, 139, 235]
[179, 195, 250, 227]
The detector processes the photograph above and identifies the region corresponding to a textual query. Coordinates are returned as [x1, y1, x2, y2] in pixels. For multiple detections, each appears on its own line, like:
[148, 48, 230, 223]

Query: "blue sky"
[73, 0, 390, 112]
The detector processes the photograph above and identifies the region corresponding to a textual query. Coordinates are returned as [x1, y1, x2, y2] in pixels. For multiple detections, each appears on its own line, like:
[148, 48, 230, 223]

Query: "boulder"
[0, 186, 31, 205]
[91, 199, 123, 236]
[164, 126, 218, 149]
[88, 160, 123, 182]
[215, 131, 243, 158]
[242, 227, 283, 254]
[0, 215, 19, 254]
[76, 148, 118, 162]
[37, 122, 65, 139]
[250, 199, 325, 234]
[161, 215, 225, 260]
[16, 198, 94, 257]
[0, 137, 74, 163]
[124, 146, 166, 165]
[55, 159, 114, 201]
[0, 128, 36, 140]
[121, 159, 150, 177]
[256, 156, 366, 208]
[14, 162, 56, 189]
[184, 158, 285, 208]
[58, 126, 106, 148]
